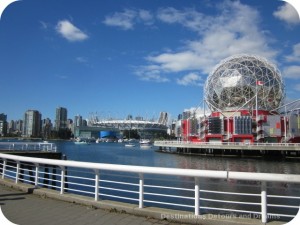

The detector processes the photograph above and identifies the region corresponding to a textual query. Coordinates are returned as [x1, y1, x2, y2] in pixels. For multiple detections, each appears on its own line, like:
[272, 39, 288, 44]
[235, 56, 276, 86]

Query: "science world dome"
[204, 54, 285, 112]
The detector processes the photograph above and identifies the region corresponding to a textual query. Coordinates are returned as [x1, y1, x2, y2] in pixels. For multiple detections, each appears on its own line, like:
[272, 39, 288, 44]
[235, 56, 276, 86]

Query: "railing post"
[35, 164, 39, 188]
[15, 161, 20, 183]
[195, 177, 200, 216]
[139, 173, 144, 208]
[2, 159, 7, 179]
[60, 166, 65, 194]
[261, 181, 267, 224]
[94, 170, 99, 201]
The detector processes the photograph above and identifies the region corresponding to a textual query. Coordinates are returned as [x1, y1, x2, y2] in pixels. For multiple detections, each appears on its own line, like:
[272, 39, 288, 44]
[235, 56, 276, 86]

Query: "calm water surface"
[56, 141, 300, 174]
[2, 140, 299, 218]
[56, 141, 300, 219]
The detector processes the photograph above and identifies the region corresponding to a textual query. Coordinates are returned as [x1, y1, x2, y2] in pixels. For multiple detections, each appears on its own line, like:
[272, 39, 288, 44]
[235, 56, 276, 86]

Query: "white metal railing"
[0, 153, 299, 224]
[154, 140, 300, 148]
[0, 142, 57, 152]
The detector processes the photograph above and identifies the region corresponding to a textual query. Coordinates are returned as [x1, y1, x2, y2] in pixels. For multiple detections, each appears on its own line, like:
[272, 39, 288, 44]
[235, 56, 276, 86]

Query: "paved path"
[0, 181, 285, 225]
[0, 185, 184, 225]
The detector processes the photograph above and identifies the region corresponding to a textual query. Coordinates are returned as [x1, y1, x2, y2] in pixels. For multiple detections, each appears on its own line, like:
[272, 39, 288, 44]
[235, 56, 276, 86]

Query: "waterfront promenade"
[154, 141, 300, 157]
[0, 182, 182, 225]
[0, 179, 284, 225]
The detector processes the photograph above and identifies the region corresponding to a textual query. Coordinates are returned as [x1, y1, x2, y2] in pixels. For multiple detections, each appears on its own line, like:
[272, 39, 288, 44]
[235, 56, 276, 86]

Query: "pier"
[154, 141, 300, 157]
[0, 141, 58, 152]
[0, 141, 61, 158]
[0, 152, 299, 224]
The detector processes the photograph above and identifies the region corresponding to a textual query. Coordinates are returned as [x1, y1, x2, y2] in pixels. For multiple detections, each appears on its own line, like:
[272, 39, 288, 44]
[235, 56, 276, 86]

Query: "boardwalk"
[0, 184, 180, 225]
[0, 180, 283, 225]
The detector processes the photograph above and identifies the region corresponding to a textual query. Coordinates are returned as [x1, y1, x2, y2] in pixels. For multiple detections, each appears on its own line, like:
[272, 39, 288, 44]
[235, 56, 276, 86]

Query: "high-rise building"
[23, 110, 42, 138]
[74, 115, 83, 127]
[8, 120, 15, 134]
[0, 113, 7, 136]
[42, 118, 52, 139]
[15, 120, 23, 134]
[67, 119, 73, 130]
[158, 112, 168, 126]
[55, 107, 68, 131]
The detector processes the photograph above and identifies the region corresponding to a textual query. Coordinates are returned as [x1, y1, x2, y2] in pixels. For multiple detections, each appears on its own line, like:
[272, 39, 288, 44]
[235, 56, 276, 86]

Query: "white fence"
[0, 142, 57, 152]
[0, 153, 299, 223]
[155, 140, 300, 148]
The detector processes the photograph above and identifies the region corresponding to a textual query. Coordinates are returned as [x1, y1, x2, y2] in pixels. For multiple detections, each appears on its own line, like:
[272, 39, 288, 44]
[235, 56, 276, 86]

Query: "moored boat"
[139, 139, 152, 148]
[74, 138, 91, 145]
[125, 143, 135, 147]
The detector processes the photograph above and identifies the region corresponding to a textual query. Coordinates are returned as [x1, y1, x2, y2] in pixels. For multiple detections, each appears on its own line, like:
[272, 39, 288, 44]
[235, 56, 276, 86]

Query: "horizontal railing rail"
[0, 153, 299, 224]
[154, 140, 300, 148]
[0, 142, 57, 152]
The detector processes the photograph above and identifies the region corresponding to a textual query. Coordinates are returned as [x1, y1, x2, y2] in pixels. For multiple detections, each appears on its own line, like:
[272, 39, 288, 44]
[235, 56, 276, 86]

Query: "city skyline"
[1, 0, 300, 121]
[0, 106, 167, 123]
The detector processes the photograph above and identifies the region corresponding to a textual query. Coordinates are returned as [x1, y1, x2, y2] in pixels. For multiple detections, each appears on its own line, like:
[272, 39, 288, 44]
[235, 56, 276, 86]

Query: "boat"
[74, 138, 91, 145]
[74, 140, 90, 145]
[124, 129, 136, 147]
[125, 142, 135, 147]
[139, 139, 152, 148]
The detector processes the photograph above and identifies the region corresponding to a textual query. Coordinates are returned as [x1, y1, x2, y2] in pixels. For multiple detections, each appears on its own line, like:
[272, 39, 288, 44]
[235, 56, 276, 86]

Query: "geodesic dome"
[204, 55, 285, 112]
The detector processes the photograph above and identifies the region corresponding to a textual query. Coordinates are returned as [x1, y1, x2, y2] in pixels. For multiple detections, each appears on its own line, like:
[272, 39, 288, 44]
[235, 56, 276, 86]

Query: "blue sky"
[0, 0, 300, 122]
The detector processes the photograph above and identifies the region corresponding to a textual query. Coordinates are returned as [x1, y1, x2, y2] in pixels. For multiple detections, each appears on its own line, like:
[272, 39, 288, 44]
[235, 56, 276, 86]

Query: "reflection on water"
[57, 141, 300, 174]
[54, 141, 300, 219]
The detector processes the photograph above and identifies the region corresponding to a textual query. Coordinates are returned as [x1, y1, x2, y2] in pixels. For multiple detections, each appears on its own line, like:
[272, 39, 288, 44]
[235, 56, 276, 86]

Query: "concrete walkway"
[0, 184, 183, 225]
[0, 179, 284, 225]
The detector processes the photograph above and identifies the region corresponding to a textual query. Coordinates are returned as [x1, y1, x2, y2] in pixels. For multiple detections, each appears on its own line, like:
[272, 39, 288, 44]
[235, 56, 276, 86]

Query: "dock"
[0, 142, 62, 159]
[154, 141, 300, 157]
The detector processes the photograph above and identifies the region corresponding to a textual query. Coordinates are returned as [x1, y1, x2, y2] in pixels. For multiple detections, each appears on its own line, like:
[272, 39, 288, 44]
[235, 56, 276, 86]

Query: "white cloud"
[183, 107, 210, 117]
[76, 56, 88, 63]
[56, 20, 89, 42]
[273, 3, 299, 25]
[138, 1, 277, 83]
[40, 21, 48, 29]
[103, 9, 136, 30]
[157, 7, 209, 33]
[103, 9, 154, 30]
[285, 43, 300, 62]
[147, 51, 205, 72]
[176, 73, 203, 86]
[135, 65, 169, 83]
[283, 65, 300, 79]
[139, 9, 154, 25]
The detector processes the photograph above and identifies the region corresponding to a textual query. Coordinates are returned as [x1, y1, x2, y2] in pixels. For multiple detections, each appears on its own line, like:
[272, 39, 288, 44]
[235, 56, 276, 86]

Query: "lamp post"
[256, 80, 258, 118]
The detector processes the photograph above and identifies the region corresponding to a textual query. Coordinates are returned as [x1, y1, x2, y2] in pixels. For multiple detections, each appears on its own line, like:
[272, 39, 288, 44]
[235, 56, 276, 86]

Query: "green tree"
[123, 129, 140, 139]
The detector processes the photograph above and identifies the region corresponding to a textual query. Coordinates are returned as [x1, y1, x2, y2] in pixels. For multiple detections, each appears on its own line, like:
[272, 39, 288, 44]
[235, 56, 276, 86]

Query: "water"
[54, 141, 300, 220]
[2, 140, 299, 220]
[56, 141, 300, 174]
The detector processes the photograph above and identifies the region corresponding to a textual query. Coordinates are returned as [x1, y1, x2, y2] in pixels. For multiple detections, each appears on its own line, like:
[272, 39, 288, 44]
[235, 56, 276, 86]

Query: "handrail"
[154, 140, 300, 147]
[0, 153, 299, 224]
[0, 153, 227, 178]
[1, 153, 300, 183]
